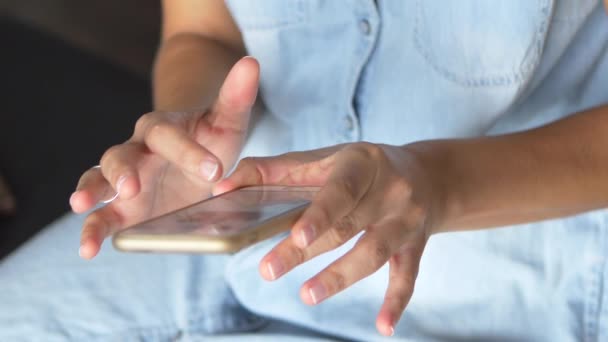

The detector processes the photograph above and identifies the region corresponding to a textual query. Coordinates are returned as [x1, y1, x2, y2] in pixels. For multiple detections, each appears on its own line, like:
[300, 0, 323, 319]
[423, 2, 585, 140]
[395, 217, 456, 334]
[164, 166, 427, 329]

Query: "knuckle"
[324, 268, 347, 293]
[328, 229, 344, 245]
[238, 157, 259, 170]
[236, 156, 263, 176]
[99, 144, 122, 167]
[234, 156, 269, 185]
[313, 203, 334, 229]
[292, 245, 306, 265]
[83, 213, 109, 236]
[330, 218, 356, 245]
[367, 239, 391, 270]
[145, 121, 172, 142]
[283, 242, 307, 266]
[353, 142, 385, 161]
[176, 148, 201, 169]
[332, 179, 358, 204]
[134, 112, 155, 134]
[365, 143, 385, 159]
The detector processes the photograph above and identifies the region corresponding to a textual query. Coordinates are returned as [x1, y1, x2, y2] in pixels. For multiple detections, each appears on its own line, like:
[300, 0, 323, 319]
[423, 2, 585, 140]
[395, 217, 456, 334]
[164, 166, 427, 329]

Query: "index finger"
[132, 112, 223, 182]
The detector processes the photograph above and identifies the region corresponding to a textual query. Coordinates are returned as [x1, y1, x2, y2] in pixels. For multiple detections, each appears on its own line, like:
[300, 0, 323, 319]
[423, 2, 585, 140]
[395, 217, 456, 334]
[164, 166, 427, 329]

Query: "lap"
[228, 212, 608, 341]
[0, 212, 332, 341]
[3, 208, 607, 341]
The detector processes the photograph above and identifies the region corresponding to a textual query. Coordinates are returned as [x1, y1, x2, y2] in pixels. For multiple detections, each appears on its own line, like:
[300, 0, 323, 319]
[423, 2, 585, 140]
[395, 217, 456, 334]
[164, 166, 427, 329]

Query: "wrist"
[401, 140, 462, 235]
[153, 33, 242, 111]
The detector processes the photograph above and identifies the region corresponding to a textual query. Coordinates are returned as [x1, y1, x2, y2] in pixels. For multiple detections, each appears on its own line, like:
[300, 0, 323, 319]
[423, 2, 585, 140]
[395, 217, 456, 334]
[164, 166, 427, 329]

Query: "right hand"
[70, 56, 260, 259]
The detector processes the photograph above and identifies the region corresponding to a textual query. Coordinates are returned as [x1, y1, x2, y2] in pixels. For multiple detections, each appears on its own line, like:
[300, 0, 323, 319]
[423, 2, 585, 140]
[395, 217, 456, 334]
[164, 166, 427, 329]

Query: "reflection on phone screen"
[125, 187, 315, 237]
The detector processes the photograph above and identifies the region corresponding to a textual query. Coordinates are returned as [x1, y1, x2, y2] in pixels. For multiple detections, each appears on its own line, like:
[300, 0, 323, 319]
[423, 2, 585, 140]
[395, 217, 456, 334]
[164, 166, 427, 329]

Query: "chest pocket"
[414, 0, 553, 87]
[225, 0, 310, 30]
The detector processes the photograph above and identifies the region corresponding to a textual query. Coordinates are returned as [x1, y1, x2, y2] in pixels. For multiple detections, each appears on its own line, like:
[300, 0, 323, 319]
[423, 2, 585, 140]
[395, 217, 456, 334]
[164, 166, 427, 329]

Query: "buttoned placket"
[338, 0, 380, 144]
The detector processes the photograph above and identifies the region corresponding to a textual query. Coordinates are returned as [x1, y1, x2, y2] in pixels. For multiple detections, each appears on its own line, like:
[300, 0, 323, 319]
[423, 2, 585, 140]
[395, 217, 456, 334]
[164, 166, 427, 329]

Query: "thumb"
[213, 153, 327, 196]
[208, 56, 260, 131]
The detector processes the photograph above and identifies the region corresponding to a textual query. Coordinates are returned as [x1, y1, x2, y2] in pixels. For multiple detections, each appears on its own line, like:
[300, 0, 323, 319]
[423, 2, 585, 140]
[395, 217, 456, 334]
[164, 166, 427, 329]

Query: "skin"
[70, 0, 249, 258]
[71, 0, 608, 337]
[215, 105, 608, 335]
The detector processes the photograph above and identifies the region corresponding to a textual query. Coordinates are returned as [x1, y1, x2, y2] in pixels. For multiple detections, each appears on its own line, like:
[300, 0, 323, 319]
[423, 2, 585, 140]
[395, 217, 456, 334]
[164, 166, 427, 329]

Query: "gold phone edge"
[112, 205, 307, 254]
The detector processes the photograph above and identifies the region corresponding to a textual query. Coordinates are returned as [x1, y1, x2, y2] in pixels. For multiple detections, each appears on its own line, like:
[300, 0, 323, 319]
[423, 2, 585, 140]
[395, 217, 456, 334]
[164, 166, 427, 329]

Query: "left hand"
[214, 142, 446, 336]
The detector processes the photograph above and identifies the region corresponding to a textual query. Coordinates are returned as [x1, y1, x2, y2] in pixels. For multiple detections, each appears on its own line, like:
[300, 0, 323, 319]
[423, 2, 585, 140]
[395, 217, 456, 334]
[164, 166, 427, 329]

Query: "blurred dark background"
[0, 1, 161, 258]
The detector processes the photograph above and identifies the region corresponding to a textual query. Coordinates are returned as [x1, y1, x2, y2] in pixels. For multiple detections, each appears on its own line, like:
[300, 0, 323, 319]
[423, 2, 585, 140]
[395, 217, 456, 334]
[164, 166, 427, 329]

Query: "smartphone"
[112, 185, 319, 254]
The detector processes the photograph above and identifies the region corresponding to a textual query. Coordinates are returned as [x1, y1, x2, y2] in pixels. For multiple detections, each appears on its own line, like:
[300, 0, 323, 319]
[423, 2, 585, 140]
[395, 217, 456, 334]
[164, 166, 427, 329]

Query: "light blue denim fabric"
[1, 0, 608, 340]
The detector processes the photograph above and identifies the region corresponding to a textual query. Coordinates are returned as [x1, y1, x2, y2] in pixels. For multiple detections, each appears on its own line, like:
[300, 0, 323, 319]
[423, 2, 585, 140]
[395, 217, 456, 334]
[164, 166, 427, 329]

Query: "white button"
[359, 19, 371, 35]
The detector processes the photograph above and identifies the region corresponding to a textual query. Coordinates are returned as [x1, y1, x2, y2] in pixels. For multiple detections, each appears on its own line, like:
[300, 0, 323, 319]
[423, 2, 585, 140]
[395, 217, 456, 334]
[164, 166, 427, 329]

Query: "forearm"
[408, 105, 608, 233]
[152, 33, 244, 111]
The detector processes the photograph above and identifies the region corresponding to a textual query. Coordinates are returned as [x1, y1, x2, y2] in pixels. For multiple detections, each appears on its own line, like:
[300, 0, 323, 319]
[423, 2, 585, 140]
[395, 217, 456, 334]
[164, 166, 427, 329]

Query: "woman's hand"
[215, 142, 447, 336]
[70, 57, 260, 259]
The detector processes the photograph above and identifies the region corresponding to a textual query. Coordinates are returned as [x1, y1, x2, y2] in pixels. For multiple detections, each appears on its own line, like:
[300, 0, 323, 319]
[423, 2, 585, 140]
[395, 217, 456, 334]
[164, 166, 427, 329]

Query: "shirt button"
[359, 19, 371, 35]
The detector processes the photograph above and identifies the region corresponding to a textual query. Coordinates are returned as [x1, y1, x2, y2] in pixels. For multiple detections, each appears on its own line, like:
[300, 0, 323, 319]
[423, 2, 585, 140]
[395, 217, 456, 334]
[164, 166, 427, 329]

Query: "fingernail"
[78, 245, 84, 258]
[200, 159, 219, 181]
[389, 326, 395, 337]
[308, 282, 327, 304]
[266, 257, 284, 280]
[298, 224, 315, 247]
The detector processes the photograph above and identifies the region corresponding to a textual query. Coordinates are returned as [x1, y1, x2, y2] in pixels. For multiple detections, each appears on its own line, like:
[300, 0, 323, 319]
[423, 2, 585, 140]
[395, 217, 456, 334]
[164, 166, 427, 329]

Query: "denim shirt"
[227, 0, 606, 151]
[223, 1, 608, 340]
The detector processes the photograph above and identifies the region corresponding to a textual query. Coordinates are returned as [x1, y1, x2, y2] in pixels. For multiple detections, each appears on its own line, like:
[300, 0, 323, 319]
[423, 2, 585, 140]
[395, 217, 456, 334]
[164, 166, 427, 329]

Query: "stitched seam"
[583, 227, 605, 342]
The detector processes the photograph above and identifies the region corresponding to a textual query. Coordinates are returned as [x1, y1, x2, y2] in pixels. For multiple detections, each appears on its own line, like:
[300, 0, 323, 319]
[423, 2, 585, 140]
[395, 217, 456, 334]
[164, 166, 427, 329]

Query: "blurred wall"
[0, 1, 158, 258]
[0, 0, 161, 76]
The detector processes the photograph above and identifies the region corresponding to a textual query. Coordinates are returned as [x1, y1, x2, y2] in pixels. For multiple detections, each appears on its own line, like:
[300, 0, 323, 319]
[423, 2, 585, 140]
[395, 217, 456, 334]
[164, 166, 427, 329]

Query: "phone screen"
[123, 186, 317, 237]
